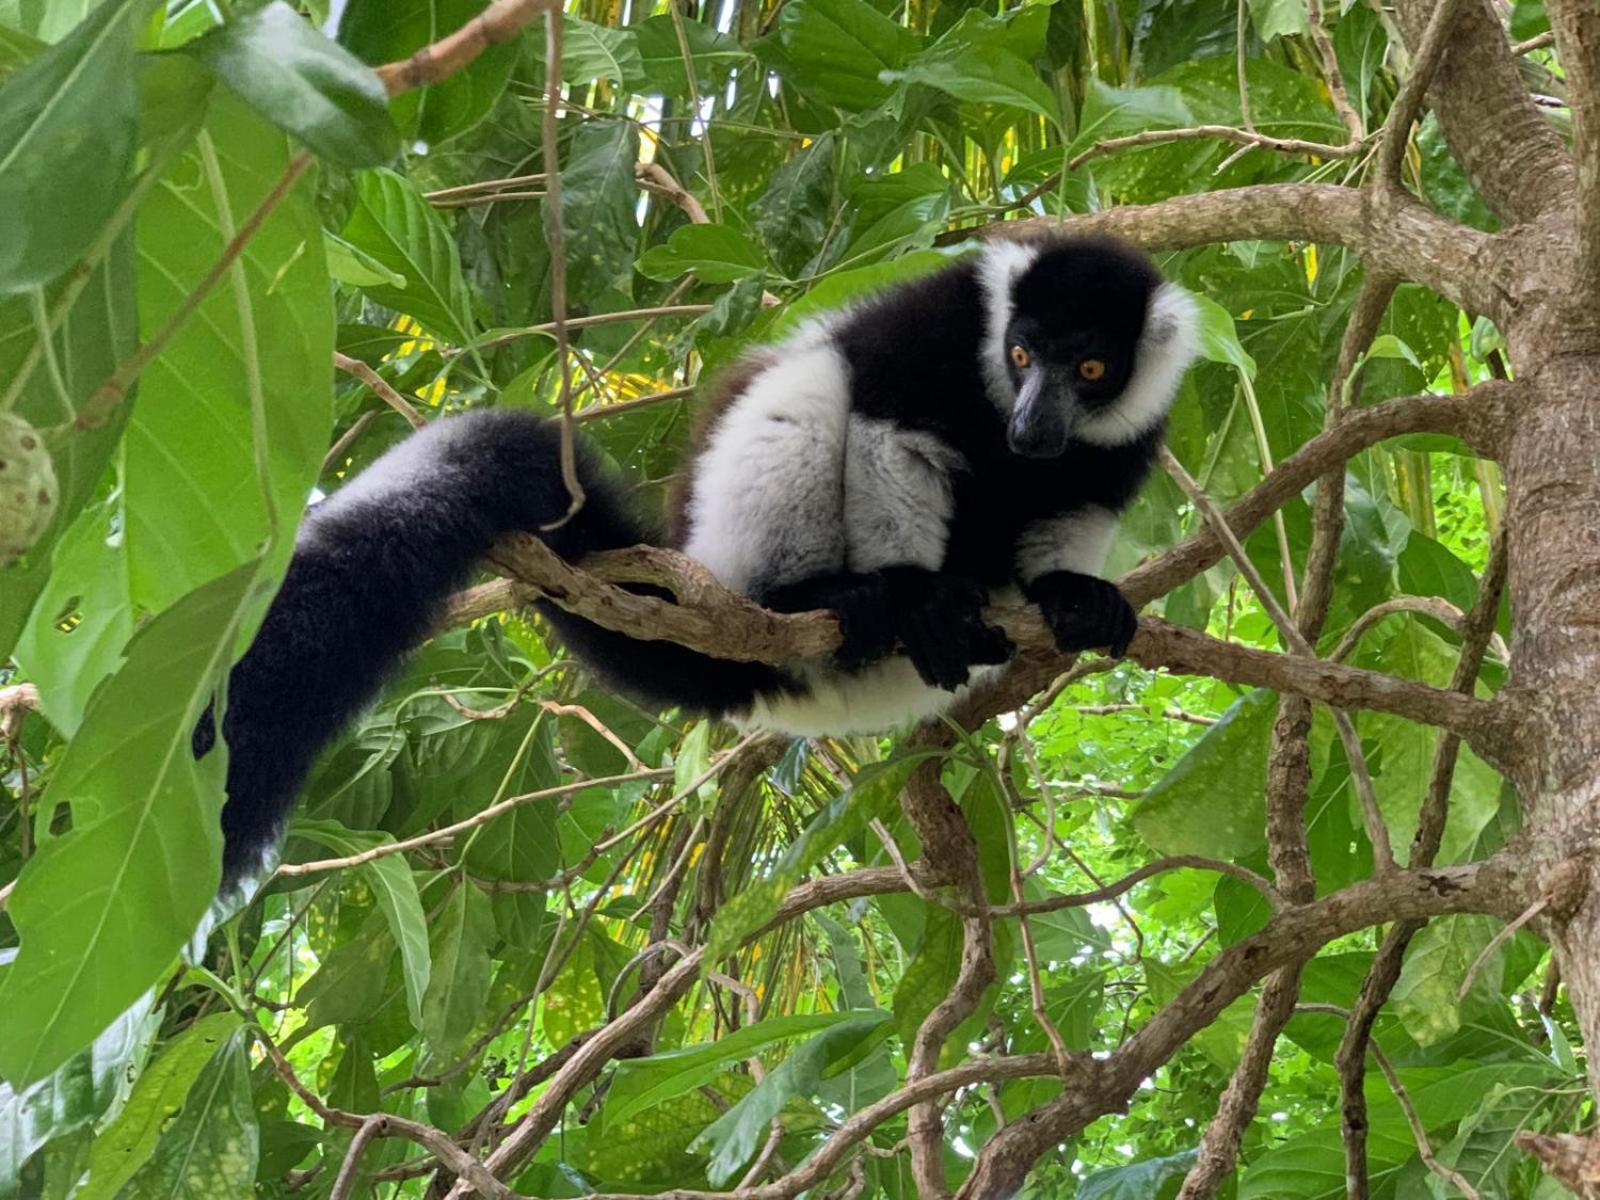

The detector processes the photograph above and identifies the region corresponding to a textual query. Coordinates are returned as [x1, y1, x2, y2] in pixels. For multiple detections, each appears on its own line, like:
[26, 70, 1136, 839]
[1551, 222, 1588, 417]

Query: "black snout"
[1007, 369, 1076, 459]
[1007, 418, 1069, 459]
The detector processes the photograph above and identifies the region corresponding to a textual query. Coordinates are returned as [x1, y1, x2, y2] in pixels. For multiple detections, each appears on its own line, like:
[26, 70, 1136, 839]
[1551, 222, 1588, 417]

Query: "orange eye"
[1078, 358, 1106, 382]
[1009, 345, 1031, 369]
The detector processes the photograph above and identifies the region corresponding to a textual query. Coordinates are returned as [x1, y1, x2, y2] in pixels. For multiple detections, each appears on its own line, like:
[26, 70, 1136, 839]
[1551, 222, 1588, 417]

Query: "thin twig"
[424, 172, 547, 201]
[1307, 0, 1365, 141]
[1160, 446, 1394, 867]
[1377, 0, 1470, 189]
[1069, 125, 1361, 173]
[538, 5, 584, 529]
[1457, 897, 1548, 1000]
[329, 1116, 385, 1200]
[333, 351, 427, 429]
[275, 764, 678, 875]
[376, 0, 556, 94]
[466, 306, 714, 353]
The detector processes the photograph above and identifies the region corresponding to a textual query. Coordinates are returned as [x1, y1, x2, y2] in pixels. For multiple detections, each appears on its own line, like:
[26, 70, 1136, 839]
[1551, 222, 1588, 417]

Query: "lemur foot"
[1025, 571, 1138, 658]
[880, 567, 1014, 691]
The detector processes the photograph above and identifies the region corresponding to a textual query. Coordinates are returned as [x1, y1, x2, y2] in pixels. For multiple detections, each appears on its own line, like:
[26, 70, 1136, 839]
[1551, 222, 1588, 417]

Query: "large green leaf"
[338, 0, 516, 145]
[0, 0, 150, 292]
[560, 119, 641, 301]
[292, 820, 433, 1028]
[0, 563, 265, 1086]
[690, 1014, 892, 1186]
[632, 13, 746, 95]
[1239, 1122, 1417, 1199]
[637, 224, 769, 285]
[891, 45, 1062, 128]
[116, 1026, 257, 1199]
[73, 1013, 240, 1200]
[421, 884, 495, 1055]
[182, 2, 398, 168]
[0, 992, 158, 1193]
[1132, 688, 1274, 859]
[603, 1012, 865, 1131]
[772, 0, 922, 111]
[1077, 1150, 1198, 1200]
[341, 166, 476, 346]
[124, 95, 331, 614]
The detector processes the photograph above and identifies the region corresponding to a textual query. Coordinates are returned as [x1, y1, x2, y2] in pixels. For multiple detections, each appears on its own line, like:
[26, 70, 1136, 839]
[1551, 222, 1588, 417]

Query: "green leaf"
[342, 166, 477, 344]
[1078, 1150, 1199, 1200]
[422, 884, 496, 1055]
[124, 96, 332, 613]
[338, 0, 515, 145]
[704, 753, 930, 965]
[1240, 1121, 1417, 1199]
[0, 992, 158, 1194]
[115, 1027, 257, 1199]
[1192, 294, 1256, 379]
[292, 820, 433, 1028]
[772, 0, 922, 111]
[182, 2, 397, 168]
[1247, 0, 1307, 40]
[637, 224, 770, 285]
[560, 120, 641, 301]
[0, 564, 264, 1086]
[1510, 0, 1549, 41]
[603, 1011, 867, 1130]
[690, 1014, 892, 1186]
[891, 45, 1062, 128]
[0, 0, 150, 292]
[560, 14, 640, 87]
[633, 13, 746, 95]
[325, 229, 408, 288]
[1391, 915, 1501, 1045]
[73, 1013, 240, 1200]
[750, 133, 836, 278]
[1069, 79, 1193, 155]
[1132, 689, 1274, 860]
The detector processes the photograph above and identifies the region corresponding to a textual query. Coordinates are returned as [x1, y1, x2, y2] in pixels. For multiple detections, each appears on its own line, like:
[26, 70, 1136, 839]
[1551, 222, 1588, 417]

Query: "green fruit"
[0, 412, 59, 567]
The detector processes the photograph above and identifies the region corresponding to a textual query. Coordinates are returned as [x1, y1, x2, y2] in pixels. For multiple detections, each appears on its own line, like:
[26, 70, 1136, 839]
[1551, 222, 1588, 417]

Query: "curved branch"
[969, 184, 1502, 320]
[441, 386, 1516, 761]
[955, 853, 1528, 1200]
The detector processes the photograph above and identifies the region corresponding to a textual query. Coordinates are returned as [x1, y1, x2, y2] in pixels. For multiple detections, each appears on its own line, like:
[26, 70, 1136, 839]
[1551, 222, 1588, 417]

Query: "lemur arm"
[1015, 505, 1138, 658]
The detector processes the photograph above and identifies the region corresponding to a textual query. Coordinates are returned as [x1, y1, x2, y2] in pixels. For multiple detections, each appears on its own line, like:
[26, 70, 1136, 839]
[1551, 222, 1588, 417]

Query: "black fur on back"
[198, 410, 780, 883]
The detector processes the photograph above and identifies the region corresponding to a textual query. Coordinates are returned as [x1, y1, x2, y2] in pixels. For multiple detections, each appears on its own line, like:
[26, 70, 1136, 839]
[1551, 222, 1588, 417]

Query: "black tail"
[197, 410, 780, 883]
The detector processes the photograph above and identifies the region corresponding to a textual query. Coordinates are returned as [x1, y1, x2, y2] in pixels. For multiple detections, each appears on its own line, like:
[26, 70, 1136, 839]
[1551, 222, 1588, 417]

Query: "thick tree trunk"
[1504, 356, 1600, 1106]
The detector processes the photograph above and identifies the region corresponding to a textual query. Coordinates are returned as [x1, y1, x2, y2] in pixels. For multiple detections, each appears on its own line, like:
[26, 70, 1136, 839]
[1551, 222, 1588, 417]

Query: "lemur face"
[982, 237, 1198, 457]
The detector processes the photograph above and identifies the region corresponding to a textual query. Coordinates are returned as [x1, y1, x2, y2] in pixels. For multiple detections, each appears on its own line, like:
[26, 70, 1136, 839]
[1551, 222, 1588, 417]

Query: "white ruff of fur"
[1074, 282, 1200, 446]
[977, 241, 1041, 415]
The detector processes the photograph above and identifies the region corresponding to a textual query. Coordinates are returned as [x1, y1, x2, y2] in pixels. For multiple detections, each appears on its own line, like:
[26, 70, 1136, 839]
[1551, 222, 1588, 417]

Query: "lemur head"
[978, 236, 1199, 458]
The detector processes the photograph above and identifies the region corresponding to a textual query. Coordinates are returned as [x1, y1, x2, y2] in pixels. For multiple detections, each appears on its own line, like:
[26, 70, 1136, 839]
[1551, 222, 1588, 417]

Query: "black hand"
[880, 566, 1015, 691]
[758, 572, 897, 671]
[1025, 571, 1138, 658]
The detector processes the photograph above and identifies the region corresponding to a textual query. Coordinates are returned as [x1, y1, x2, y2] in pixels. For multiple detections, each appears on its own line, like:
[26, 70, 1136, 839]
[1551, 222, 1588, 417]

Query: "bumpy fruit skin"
[0, 412, 59, 567]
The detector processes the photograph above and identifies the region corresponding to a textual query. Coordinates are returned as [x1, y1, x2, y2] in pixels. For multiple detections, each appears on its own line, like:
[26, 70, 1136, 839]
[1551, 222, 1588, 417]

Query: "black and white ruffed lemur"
[198, 235, 1199, 882]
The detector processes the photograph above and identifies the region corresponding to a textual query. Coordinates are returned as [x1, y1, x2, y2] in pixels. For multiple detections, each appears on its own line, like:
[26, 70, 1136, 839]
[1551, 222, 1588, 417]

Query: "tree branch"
[955, 854, 1528, 1200]
[1388, 0, 1573, 224]
[375, 0, 557, 94]
[970, 184, 1501, 320]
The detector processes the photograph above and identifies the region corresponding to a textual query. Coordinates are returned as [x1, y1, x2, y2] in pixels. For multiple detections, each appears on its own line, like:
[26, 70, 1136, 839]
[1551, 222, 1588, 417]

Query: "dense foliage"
[0, 0, 1582, 1197]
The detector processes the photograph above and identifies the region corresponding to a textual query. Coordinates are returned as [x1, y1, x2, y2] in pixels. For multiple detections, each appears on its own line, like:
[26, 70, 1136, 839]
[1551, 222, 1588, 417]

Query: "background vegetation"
[0, 0, 1585, 1196]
